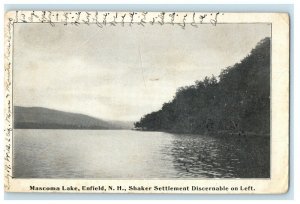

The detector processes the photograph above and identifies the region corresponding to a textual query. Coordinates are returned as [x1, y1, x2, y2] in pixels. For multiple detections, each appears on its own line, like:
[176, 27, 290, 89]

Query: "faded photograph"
[12, 22, 271, 179]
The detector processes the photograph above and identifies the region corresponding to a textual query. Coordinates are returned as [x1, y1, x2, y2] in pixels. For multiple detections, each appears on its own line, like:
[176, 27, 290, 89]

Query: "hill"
[14, 106, 133, 130]
[134, 37, 270, 136]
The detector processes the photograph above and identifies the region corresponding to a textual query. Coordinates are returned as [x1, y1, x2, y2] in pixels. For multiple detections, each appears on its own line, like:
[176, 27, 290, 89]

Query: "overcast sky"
[13, 23, 270, 121]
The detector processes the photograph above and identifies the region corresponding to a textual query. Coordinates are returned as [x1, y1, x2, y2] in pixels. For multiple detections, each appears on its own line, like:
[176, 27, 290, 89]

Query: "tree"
[135, 38, 270, 136]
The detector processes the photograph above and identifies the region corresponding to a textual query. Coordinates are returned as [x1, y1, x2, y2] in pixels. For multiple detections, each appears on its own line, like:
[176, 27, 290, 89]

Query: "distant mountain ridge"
[14, 106, 133, 130]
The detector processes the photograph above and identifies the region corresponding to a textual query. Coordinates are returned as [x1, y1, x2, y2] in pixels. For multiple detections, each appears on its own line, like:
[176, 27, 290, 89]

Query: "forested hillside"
[14, 106, 133, 129]
[134, 38, 270, 136]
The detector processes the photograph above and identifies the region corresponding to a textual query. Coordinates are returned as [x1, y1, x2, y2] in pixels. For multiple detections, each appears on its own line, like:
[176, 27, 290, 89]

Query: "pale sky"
[13, 23, 271, 121]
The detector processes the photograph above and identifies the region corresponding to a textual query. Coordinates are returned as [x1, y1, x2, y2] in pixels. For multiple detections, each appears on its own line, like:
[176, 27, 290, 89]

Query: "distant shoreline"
[13, 106, 134, 130]
[14, 127, 132, 130]
[14, 126, 270, 138]
[133, 129, 270, 138]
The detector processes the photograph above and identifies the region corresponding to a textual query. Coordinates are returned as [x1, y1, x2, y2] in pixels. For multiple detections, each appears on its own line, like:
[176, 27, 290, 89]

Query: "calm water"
[13, 129, 270, 178]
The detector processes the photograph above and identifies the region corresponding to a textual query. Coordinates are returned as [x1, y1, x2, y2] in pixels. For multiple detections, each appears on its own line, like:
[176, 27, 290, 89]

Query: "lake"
[13, 129, 270, 178]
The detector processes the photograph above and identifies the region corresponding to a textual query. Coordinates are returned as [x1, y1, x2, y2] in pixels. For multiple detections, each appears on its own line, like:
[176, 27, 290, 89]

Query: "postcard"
[4, 11, 289, 194]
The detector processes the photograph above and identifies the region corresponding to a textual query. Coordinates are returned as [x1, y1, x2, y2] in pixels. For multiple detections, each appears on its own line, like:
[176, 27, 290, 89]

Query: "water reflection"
[167, 134, 270, 178]
[13, 130, 270, 178]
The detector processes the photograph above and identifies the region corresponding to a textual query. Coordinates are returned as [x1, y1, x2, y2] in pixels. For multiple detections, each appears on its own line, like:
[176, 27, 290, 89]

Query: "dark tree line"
[134, 38, 270, 136]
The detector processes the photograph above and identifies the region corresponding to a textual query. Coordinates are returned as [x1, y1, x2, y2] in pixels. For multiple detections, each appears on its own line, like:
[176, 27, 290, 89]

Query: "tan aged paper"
[4, 11, 289, 194]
